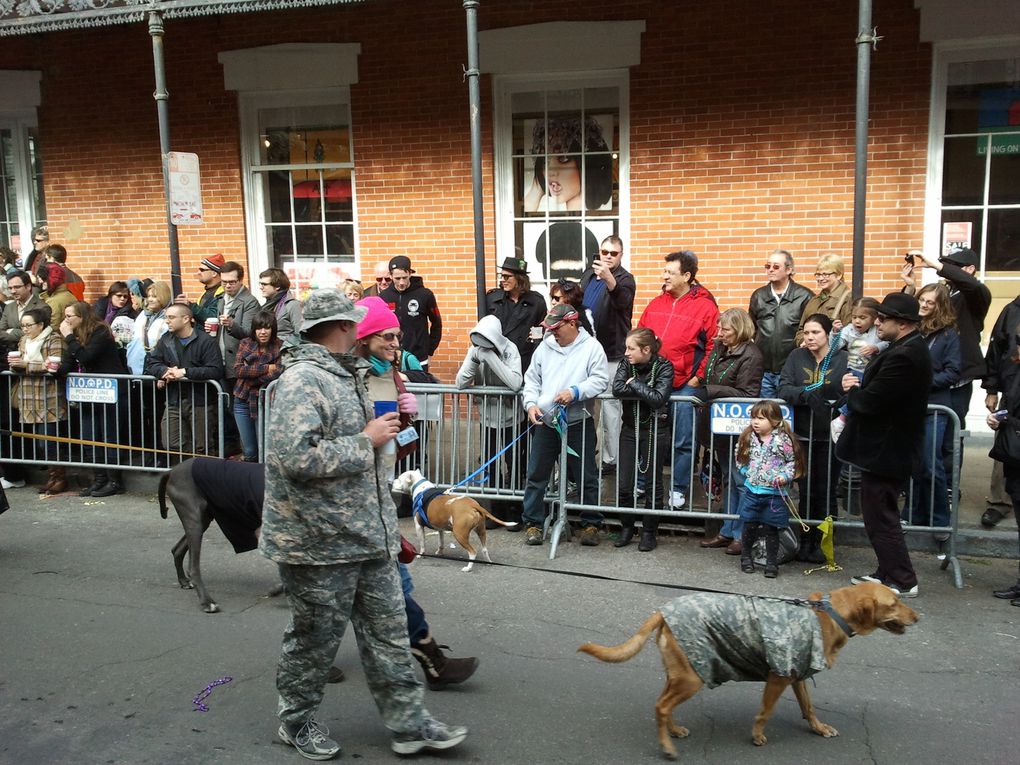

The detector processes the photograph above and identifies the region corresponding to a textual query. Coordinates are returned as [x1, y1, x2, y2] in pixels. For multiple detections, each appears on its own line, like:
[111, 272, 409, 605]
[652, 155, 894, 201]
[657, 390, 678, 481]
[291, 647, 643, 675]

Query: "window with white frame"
[935, 49, 1020, 277]
[495, 75, 627, 287]
[0, 120, 45, 254]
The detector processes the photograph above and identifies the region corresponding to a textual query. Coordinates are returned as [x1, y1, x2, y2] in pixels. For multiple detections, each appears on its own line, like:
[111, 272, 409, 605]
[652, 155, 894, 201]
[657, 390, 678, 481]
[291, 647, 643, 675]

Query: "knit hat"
[300, 288, 368, 332]
[43, 262, 66, 292]
[201, 253, 226, 273]
[541, 302, 579, 329]
[355, 296, 401, 339]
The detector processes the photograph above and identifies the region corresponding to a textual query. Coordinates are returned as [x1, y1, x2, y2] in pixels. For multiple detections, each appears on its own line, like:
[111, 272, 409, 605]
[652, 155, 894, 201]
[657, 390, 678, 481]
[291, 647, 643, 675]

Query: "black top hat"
[498, 256, 529, 275]
[876, 292, 921, 323]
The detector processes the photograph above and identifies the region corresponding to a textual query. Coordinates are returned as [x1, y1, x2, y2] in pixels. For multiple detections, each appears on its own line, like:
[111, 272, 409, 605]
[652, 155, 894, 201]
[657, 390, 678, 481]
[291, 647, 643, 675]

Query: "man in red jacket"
[637, 250, 719, 508]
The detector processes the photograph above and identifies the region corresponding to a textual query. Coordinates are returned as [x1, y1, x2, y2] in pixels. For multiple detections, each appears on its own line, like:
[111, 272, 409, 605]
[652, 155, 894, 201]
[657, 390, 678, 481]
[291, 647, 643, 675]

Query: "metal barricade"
[0, 371, 227, 472]
[253, 380, 963, 587]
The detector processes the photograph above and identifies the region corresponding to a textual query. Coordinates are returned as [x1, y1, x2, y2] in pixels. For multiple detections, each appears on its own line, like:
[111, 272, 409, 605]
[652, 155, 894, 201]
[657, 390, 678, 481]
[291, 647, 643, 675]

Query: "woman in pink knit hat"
[355, 297, 420, 475]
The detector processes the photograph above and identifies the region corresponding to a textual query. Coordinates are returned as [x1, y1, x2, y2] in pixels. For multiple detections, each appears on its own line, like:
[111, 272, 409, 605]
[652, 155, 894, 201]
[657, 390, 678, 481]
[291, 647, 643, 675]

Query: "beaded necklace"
[629, 356, 662, 474]
[704, 344, 740, 386]
[803, 332, 840, 392]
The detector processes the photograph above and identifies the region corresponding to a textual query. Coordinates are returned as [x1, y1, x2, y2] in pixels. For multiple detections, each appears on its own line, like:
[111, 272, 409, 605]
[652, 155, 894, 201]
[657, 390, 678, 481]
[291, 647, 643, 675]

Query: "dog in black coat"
[158, 457, 265, 613]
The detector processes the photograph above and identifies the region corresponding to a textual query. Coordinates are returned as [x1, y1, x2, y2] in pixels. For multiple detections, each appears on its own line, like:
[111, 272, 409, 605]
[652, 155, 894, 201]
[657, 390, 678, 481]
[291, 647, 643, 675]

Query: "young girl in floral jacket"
[734, 400, 803, 578]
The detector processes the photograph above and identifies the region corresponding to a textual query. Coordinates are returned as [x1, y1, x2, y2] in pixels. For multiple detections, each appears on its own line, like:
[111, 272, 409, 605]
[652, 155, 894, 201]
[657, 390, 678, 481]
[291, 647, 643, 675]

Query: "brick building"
[0, 0, 1017, 389]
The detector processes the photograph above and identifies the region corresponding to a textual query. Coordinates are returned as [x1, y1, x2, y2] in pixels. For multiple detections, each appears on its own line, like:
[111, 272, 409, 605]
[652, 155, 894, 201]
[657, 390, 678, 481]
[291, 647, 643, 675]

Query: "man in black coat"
[484, 256, 547, 372]
[837, 293, 932, 598]
[379, 255, 443, 371]
[579, 236, 636, 472]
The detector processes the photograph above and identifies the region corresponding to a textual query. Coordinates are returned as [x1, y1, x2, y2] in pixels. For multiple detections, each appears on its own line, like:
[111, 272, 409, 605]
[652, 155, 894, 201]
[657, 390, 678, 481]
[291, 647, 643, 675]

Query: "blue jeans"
[760, 372, 781, 399]
[671, 384, 699, 497]
[908, 413, 949, 528]
[399, 562, 428, 645]
[719, 455, 745, 538]
[233, 398, 258, 460]
[737, 490, 789, 529]
[522, 417, 602, 528]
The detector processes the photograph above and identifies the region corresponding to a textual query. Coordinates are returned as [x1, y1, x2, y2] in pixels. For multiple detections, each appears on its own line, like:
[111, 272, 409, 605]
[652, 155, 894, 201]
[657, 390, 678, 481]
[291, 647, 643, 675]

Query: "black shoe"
[637, 531, 657, 552]
[90, 481, 124, 498]
[80, 471, 109, 498]
[600, 462, 616, 476]
[1011, 598, 1020, 607]
[981, 507, 1009, 528]
[614, 526, 635, 548]
[993, 581, 1020, 600]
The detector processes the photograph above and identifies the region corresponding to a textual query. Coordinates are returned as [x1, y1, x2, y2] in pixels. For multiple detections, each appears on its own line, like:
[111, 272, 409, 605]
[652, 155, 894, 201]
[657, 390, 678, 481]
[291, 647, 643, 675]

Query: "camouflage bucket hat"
[300, 288, 368, 333]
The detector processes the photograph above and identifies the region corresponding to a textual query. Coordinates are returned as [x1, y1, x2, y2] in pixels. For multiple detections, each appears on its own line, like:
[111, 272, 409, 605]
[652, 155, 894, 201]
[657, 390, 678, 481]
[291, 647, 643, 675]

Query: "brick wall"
[0, 0, 931, 381]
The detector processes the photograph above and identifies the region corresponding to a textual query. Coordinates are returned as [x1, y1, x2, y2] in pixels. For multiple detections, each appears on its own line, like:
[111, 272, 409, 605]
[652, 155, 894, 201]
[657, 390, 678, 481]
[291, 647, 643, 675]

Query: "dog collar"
[810, 594, 856, 638]
[410, 478, 431, 495]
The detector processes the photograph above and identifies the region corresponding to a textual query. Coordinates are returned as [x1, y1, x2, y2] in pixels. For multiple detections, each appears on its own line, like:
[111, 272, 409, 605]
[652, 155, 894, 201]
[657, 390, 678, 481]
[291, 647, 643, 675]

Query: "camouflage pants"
[275, 558, 426, 733]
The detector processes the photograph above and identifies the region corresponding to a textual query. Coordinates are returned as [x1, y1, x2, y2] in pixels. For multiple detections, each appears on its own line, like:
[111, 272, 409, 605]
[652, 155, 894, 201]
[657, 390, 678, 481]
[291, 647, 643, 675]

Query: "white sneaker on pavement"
[1, 477, 26, 489]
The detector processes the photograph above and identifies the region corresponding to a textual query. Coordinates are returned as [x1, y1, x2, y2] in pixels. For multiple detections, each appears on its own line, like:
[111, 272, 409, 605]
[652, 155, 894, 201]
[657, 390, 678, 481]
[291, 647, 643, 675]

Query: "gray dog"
[158, 457, 265, 613]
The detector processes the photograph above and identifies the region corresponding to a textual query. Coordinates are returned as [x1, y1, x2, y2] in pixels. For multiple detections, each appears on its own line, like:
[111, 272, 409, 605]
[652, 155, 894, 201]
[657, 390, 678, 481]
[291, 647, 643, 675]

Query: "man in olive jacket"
[837, 293, 932, 598]
[259, 289, 467, 760]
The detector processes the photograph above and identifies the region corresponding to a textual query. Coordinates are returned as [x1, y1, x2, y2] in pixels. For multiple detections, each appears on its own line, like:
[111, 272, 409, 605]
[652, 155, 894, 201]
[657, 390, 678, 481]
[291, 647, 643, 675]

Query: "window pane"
[294, 225, 324, 258]
[942, 136, 986, 206]
[267, 226, 294, 260]
[325, 224, 355, 257]
[940, 210, 983, 262]
[261, 171, 293, 224]
[989, 138, 1020, 205]
[258, 104, 350, 166]
[986, 208, 1020, 272]
[28, 128, 45, 223]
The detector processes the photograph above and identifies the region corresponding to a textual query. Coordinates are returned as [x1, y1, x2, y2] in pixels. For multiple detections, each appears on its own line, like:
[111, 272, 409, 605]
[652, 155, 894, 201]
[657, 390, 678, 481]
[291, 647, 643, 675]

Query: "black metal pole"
[464, 0, 486, 318]
[149, 10, 183, 297]
[851, 0, 876, 301]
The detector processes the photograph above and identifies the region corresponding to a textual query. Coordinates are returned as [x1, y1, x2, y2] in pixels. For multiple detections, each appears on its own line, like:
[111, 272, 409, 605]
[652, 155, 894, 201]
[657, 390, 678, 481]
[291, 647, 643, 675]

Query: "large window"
[240, 91, 356, 294]
[0, 121, 45, 253]
[495, 74, 627, 287]
[936, 52, 1020, 278]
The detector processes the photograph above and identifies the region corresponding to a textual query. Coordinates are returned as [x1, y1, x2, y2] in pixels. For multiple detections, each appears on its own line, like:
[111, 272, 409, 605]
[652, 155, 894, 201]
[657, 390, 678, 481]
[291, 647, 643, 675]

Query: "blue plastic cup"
[374, 400, 398, 417]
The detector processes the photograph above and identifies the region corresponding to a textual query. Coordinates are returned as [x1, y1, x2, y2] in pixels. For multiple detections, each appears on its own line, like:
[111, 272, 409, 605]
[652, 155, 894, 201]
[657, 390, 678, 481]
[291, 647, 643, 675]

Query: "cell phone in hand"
[994, 409, 1009, 422]
[904, 253, 915, 265]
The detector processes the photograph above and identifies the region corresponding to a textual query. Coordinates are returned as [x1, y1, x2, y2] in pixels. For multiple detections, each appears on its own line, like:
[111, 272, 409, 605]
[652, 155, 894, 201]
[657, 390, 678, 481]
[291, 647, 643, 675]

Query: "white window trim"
[925, 38, 1020, 280]
[237, 87, 358, 277]
[492, 69, 630, 270]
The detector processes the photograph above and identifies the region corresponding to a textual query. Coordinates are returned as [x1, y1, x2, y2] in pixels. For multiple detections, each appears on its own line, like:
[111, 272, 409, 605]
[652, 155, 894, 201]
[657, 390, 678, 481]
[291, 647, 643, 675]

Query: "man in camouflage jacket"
[260, 288, 467, 760]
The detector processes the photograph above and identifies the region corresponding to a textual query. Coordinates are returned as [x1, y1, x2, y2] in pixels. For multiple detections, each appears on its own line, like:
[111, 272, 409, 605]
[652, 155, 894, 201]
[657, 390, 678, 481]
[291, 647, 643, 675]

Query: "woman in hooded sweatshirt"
[456, 314, 524, 524]
[125, 281, 172, 463]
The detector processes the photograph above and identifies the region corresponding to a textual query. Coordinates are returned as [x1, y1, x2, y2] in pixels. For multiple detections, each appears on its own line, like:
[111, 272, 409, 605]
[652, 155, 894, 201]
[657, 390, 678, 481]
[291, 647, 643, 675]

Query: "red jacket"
[637, 284, 719, 389]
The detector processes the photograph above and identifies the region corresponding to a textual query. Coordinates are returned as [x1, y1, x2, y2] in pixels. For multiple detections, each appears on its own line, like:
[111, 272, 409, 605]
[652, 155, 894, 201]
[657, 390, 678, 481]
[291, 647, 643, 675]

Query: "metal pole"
[851, 0, 879, 301]
[464, 0, 486, 318]
[149, 10, 183, 297]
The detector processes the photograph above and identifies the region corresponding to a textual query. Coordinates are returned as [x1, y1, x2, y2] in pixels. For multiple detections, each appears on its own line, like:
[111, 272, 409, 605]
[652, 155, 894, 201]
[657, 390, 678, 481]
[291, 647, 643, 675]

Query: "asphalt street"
[1, 485, 1017, 765]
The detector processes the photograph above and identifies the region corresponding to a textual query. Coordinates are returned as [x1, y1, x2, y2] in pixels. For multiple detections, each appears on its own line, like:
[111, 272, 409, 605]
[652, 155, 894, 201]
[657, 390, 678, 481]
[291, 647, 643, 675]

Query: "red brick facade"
[0, 0, 932, 381]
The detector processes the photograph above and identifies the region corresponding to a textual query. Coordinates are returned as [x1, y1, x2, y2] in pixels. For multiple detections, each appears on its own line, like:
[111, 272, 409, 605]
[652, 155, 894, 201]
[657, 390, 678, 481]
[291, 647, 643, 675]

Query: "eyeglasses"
[112, 292, 130, 299]
[549, 293, 562, 302]
[376, 277, 392, 284]
[8, 282, 28, 290]
[33, 238, 47, 244]
[259, 281, 274, 287]
[198, 267, 214, 273]
[599, 249, 621, 258]
[374, 331, 402, 342]
[19, 321, 39, 329]
[764, 263, 784, 271]
[498, 273, 515, 281]
[814, 272, 836, 279]
[220, 278, 240, 286]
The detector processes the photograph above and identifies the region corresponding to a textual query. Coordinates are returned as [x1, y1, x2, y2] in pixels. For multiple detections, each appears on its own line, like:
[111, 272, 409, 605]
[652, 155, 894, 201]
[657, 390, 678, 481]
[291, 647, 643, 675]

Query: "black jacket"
[937, 262, 991, 381]
[836, 331, 933, 479]
[484, 288, 547, 372]
[579, 265, 636, 362]
[144, 329, 226, 406]
[778, 346, 848, 441]
[379, 277, 442, 363]
[748, 280, 814, 374]
[60, 326, 127, 375]
[982, 295, 1020, 396]
[613, 353, 675, 429]
[91, 297, 138, 325]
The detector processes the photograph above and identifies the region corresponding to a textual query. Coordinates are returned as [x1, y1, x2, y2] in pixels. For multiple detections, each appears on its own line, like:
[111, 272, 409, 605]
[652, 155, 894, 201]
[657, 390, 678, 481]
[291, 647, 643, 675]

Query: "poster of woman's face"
[523, 219, 616, 285]
[521, 114, 616, 213]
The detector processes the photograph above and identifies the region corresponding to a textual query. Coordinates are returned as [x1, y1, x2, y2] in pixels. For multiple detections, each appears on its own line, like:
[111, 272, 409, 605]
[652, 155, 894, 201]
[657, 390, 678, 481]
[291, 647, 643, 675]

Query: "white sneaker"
[670, 491, 686, 508]
[887, 583, 919, 598]
[1, 477, 26, 489]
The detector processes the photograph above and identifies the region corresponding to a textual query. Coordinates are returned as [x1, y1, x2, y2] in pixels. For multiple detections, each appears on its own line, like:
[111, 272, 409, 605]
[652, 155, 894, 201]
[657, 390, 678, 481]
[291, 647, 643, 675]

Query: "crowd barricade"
[252, 382, 963, 587]
[0, 371, 227, 472]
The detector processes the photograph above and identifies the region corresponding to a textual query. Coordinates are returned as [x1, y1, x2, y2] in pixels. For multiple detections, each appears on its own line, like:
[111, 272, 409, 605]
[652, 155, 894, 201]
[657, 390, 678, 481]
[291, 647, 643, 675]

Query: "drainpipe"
[464, 0, 486, 318]
[149, 10, 183, 298]
[852, 0, 881, 301]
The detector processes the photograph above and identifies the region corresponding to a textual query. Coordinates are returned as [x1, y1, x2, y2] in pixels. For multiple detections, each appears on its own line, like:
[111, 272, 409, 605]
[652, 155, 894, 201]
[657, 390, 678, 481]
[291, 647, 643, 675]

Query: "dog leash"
[0, 428, 209, 459]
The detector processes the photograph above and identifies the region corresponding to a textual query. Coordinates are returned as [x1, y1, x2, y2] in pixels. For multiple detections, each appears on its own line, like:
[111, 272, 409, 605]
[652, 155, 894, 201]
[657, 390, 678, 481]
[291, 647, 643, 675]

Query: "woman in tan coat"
[795, 252, 852, 346]
[9, 307, 68, 493]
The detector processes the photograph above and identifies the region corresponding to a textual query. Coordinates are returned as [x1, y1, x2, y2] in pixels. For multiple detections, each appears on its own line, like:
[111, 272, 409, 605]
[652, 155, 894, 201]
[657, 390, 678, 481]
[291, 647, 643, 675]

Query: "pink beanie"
[355, 296, 400, 339]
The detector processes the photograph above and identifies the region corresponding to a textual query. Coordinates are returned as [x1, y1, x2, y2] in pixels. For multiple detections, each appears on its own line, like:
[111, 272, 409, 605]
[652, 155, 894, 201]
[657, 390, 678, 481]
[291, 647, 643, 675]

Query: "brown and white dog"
[391, 469, 517, 572]
[579, 583, 919, 760]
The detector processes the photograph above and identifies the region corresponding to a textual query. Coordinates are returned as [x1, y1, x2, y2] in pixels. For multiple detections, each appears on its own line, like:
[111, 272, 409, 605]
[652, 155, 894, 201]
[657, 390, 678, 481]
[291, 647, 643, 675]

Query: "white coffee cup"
[45, 355, 61, 372]
[205, 317, 220, 336]
[8, 350, 21, 364]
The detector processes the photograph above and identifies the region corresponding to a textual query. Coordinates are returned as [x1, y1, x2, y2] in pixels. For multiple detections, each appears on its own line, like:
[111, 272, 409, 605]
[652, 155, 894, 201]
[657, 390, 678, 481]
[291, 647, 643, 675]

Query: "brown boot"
[37, 470, 55, 494]
[47, 467, 67, 495]
[410, 634, 479, 690]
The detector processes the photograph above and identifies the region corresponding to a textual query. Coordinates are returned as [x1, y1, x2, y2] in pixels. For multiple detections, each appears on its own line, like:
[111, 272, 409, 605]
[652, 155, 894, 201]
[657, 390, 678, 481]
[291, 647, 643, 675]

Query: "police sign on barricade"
[0, 371, 227, 472]
[254, 382, 963, 587]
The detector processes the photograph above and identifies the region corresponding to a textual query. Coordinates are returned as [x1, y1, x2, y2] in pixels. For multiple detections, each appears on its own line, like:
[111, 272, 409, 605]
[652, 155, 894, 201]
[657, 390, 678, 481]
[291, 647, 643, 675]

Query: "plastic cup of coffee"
[205, 317, 220, 336]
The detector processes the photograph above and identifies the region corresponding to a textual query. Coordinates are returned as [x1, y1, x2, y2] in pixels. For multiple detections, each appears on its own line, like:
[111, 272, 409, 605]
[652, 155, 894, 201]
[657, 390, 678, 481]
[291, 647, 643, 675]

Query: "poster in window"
[523, 219, 615, 285]
[521, 115, 616, 213]
[942, 221, 972, 257]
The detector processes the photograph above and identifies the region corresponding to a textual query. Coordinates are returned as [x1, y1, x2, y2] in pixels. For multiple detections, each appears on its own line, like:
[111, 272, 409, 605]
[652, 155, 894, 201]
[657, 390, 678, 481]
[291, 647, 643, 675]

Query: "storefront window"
[0, 123, 44, 253]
